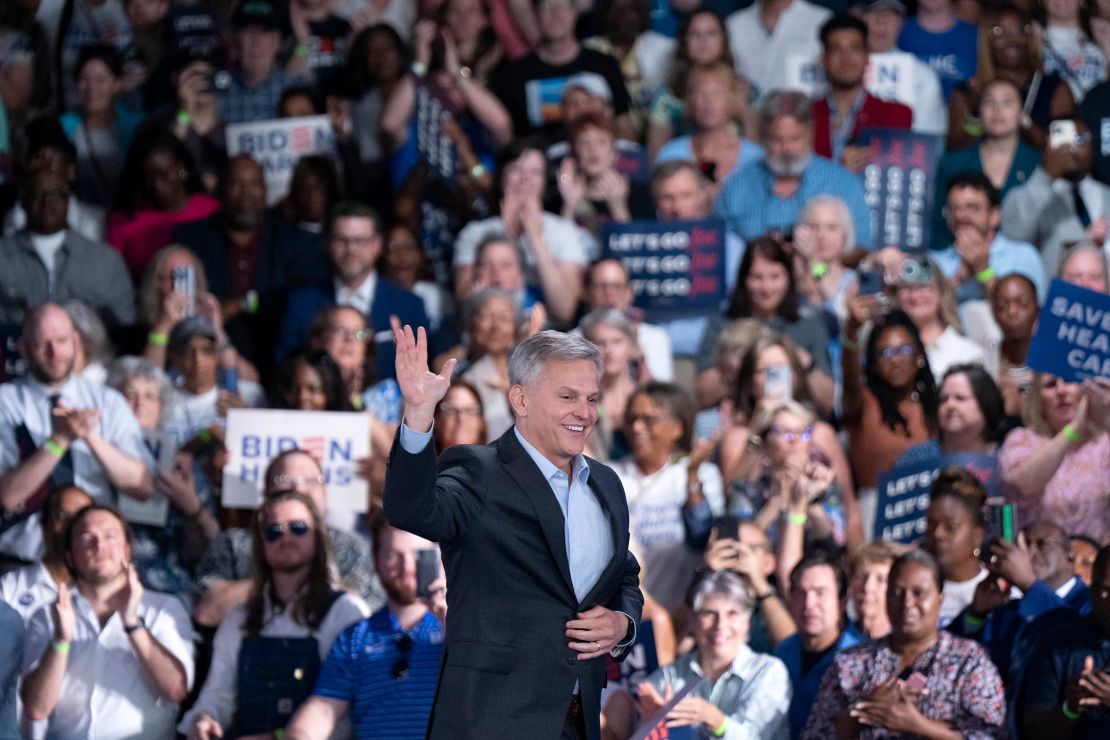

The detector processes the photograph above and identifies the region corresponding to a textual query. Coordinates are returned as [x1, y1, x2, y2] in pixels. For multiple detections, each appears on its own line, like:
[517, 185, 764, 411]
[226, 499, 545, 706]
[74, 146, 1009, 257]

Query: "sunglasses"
[263, 519, 311, 542]
[878, 344, 915, 360]
[392, 634, 413, 681]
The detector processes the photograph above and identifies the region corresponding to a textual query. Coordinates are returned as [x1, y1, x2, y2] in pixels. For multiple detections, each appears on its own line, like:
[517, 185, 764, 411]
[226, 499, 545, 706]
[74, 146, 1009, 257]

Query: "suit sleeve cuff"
[613, 611, 637, 650]
[399, 420, 434, 453]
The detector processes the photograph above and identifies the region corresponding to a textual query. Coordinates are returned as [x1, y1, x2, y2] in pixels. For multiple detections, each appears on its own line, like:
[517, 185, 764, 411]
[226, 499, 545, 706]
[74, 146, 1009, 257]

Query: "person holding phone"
[803, 550, 1005, 739]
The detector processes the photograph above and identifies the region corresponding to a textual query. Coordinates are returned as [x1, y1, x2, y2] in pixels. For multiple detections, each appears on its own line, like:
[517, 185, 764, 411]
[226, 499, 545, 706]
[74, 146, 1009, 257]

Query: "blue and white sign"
[1027, 278, 1110, 383]
[226, 115, 335, 204]
[874, 457, 941, 543]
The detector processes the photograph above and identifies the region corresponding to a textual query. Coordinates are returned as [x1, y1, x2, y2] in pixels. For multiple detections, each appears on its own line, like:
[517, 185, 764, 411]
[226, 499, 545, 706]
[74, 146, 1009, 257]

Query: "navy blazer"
[276, 276, 428, 380]
[383, 429, 643, 740]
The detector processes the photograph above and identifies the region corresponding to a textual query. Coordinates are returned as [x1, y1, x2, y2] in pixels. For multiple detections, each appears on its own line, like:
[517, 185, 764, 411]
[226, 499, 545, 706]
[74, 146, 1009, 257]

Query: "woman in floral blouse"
[803, 550, 1005, 739]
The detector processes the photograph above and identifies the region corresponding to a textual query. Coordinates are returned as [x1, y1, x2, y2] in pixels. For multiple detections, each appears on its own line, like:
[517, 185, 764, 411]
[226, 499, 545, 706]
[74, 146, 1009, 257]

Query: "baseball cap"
[232, 0, 285, 32]
[562, 72, 613, 103]
[168, 316, 219, 355]
[857, 0, 907, 14]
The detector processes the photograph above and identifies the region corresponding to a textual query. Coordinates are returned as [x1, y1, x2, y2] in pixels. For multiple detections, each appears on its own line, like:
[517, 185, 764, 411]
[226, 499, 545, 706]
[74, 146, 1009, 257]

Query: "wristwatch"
[123, 616, 146, 634]
[608, 614, 637, 657]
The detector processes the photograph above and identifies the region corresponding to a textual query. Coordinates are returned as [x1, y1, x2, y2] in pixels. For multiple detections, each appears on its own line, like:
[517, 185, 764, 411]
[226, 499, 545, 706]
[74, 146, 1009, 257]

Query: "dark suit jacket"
[276, 276, 428, 380]
[811, 92, 914, 159]
[383, 428, 643, 740]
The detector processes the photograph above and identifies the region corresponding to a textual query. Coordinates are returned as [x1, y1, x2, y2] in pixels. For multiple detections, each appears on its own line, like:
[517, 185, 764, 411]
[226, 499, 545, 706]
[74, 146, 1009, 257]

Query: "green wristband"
[44, 440, 67, 458]
[53, 640, 70, 654]
[175, 110, 192, 127]
[810, 261, 829, 279]
[963, 612, 985, 630]
[1062, 700, 1081, 720]
[975, 267, 996, 283]
[787, 512, 808, 525]
[274, 730, 286, 740]
[710, 717, 728, 737]
[147, 331, 168, 347]
[198, 428, 213, 445]
[1062, 424, 1081, 444]
[411, 61, 428, 78]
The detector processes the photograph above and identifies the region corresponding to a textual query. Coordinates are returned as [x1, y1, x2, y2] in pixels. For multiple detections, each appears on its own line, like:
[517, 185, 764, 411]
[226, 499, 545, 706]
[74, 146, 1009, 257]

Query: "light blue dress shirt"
[931, 233, 1047, 302]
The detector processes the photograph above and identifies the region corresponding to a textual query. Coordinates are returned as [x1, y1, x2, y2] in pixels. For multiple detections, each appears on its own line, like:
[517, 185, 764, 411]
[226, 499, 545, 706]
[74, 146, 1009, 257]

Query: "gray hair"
[463, 286, 526, 330]
[759, 89, 812, 134]
[63, 300, 114, 367]
[650, 159, 710, 193]
[508, 330, 602, 388]
[106, 355, 173, 425]
[797, 194, 855, 257]
[690, 570, 754, 614]
[578, 308, 636, 343]
[474, 231, 525, 270]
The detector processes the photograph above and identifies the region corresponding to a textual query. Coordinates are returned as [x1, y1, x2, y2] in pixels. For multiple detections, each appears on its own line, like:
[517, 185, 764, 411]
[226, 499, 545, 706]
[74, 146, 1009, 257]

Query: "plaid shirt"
[216, 68, 299, 124]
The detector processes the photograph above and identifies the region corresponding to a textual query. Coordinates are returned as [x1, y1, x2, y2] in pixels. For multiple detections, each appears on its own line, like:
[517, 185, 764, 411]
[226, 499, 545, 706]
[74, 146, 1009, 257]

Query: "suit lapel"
[496, 431, 577, 600]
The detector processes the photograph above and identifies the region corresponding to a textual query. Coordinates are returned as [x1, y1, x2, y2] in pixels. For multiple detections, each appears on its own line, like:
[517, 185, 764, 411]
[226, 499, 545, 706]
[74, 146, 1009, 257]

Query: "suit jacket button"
[566, 656, 575, 665]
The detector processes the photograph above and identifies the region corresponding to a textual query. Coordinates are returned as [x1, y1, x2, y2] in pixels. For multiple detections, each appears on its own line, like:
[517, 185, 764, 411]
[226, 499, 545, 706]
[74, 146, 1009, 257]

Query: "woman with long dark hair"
[275, 349, 353, 412]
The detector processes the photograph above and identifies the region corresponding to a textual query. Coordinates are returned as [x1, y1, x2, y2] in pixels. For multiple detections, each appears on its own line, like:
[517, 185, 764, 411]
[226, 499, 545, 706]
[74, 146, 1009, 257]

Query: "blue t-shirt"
[898, 18, 978, 100]
[313, 607, 444, 739]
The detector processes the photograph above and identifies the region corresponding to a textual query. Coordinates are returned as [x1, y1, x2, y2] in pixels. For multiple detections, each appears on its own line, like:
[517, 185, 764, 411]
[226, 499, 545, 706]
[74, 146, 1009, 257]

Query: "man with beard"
[715, 90, 873, 255]
[931, 172, 1045, 306]
[284, 520, 447, 739]
[20, 505, 194, 738]
[0, 304, 152, 569]
[1001, 117, 1110, 275]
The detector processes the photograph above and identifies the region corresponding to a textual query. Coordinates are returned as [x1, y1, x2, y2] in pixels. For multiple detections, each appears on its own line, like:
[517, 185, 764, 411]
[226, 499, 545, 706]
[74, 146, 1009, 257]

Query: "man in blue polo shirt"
[284, 521, 445, 739]
[774, 552, 865, 739]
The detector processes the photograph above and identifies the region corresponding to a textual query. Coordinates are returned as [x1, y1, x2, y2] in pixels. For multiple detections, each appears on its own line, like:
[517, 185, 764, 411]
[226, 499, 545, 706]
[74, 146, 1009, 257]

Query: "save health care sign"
[1027, 278, 1110, 382]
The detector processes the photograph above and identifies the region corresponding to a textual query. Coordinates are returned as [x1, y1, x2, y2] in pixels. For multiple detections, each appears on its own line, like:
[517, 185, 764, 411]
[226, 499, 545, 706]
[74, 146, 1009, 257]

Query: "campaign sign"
[941, 452, 1000, 498]
[630, 675, 705, 740]
[784, 54, 825, 97]
[222, 409, 370, 524]
[0, 322, 25, 382]
[415, 81, 457, 181]
[1026, 278, 1110, 383]
[859, 129, 943, 253]
[226, 116, 335, 204]
[605, 621, 659, 697]
[865, 52, 918, 107]
[874, 457, 942, 543]
[118, 430, 177, 527]
[601, 219, 727, 323]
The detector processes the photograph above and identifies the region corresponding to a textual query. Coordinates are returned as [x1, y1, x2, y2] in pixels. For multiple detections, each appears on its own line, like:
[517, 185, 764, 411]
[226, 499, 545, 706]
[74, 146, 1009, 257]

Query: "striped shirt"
[314, 607, 444, 739]
[714, 157, 874, 249]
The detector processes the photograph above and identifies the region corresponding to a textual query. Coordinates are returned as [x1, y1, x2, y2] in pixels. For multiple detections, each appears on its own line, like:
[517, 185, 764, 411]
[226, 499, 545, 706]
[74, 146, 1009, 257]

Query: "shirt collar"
[1056, 576, 1078, 599]
[335, 271, 376, 305]
[513, 427, 590, 484]
[691, 642, 758, 682]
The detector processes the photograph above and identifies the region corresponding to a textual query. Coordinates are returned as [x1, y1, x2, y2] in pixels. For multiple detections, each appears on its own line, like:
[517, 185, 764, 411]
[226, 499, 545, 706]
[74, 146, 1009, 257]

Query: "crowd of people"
[0, 0, 1109, 737]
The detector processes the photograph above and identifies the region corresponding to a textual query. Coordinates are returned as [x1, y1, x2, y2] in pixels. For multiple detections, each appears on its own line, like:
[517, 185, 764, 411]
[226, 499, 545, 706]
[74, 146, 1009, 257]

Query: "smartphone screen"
[858, 269, 885, 296]
[1049, 120, 1077, 149]
[416, 548, 441, 599]
[985, 501, 1017, 544]
[763, 363, 793, 401]
[716, 516, 741, 541]
[171, 265, 196, 317]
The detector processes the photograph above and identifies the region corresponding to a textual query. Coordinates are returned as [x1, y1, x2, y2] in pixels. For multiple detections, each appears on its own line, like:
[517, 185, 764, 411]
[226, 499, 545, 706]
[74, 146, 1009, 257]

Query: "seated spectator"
[947, 4, 1075, 151]
[64, 301, 114, 386]
[933, 79, 1042, 249]
[803, 550, 1005, 738]
[106, 130, 220, 282]
[716, 90, 873, 251]
[775, 552, 865, 738]
[192, 450, 381, 629]
[655, 62, 764, 193]
[699, 236, 835, 418]
[1001, 116, 1110, 275]
[433, 379, 488, 451]
[726, 0, 831, 100]
[792, 194, 858, 326]
[1071, 535, 1100, 585]
[931, 172, 1045, 309]
[278, 155, 342, 235]
[452, 143, 595, 325]
[486, 0, 632, 141]
[923, 466, 991, 627]
[1020, 543, 1110, 737]
[991, 274, 1039, 416]
[162, 315, 266, 443]
[896, 363, 1009, 466]
[60, 45, 143, 209]
[458, 288, 521, 440]
[609, 382, 723, 610]
[3, 119, 106, 242]
[108, 356, 220, 602]
[578, 309, 645, 461]
[813, 14, 912, 172]
[646, 10, 747, 161]
[999, 372, 1110, 545]
[0, 304, 152, 565]
[631, 571, 791, 739]
[0, 485, 93, 622]
[854, 0, 947, 136]
[841, 307, 938, 528]
[897, 0, 978, 99]
[949, 521, 1091, 735]
[277, 201, 428, 379]
[551, 112, 654, 235]
[182, 490, 369, 739]
[469, 232, 542, 312]
[1058, 242, 1109, 292]
[20, 505, 194, 737]
[847, 540, 905, 639]
[216, 0, 301, 124]
[284, 520, 447, 739]
[306, 306, 402, 423]
[0, 166, 135, 331]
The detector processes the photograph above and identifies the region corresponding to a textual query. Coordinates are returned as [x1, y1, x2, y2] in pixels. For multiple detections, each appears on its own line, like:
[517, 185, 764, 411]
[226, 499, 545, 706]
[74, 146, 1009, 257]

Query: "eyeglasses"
[325, 326, 369, 342]
[990, 24, 1031, 38]
[392, 634, 413, 681]
[263, 519, 311, 542]
[438, 403, 482, 418]
[768, 426, 812, 443]
[878, 344, 915, 360]
[270, 473, 325, 488]
[626, 413, 668, 426]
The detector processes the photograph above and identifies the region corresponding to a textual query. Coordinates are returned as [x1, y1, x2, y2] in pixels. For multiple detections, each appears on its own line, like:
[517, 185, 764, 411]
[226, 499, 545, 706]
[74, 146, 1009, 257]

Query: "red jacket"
[811, 92, 913, 158]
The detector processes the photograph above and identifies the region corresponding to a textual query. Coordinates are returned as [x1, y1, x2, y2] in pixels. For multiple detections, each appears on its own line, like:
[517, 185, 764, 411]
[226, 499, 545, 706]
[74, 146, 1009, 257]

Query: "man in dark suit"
[276, 203, 427, 380]
[384, 321, 642, 739]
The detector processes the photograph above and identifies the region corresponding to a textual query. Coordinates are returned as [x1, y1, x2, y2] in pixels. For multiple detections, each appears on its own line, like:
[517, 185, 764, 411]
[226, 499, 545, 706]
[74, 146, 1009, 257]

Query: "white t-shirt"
[926, 325, 987, 382]
[452, 213, 596, 273]
[726, 0, 832, 98]
[29, 231, 66, 287]
[164, 380, 267, 443]
[939, 566, 989, 628]
[0, 562, 58, 623]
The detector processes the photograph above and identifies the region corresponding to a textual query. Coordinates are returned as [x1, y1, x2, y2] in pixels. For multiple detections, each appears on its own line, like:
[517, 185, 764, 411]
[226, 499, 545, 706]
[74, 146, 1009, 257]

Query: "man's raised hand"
[391, 316, 456, 432]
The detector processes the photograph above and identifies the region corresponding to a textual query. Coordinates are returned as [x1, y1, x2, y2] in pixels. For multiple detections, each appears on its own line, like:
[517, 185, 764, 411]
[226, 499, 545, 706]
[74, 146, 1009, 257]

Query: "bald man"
[0, 303, 152, 568]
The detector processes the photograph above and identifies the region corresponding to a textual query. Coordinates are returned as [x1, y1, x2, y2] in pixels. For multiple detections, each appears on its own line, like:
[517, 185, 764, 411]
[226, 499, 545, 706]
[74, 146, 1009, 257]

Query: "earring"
[179, 169, 187, 179]
[973, 547, 981, 558]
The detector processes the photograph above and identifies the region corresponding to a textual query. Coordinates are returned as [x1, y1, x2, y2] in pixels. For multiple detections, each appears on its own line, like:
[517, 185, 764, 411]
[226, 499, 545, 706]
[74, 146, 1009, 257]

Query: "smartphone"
[901, 671, 928, 693]
[763, 363, 793, 401]
[716, 516, 741, 542]
[858, 269, 885, 296]
[171, 265, 196, 317]
[1049, 120, 1077, 149]
[217, 366, 239, 395]
[985, 500, 1017, 544]
[416, 548, 441, 599]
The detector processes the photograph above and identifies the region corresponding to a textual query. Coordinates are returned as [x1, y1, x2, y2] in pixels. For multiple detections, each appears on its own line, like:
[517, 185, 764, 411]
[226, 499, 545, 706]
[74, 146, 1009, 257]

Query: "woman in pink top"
[999, 373, 1110, 544]
[106, 131, 220, 282]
